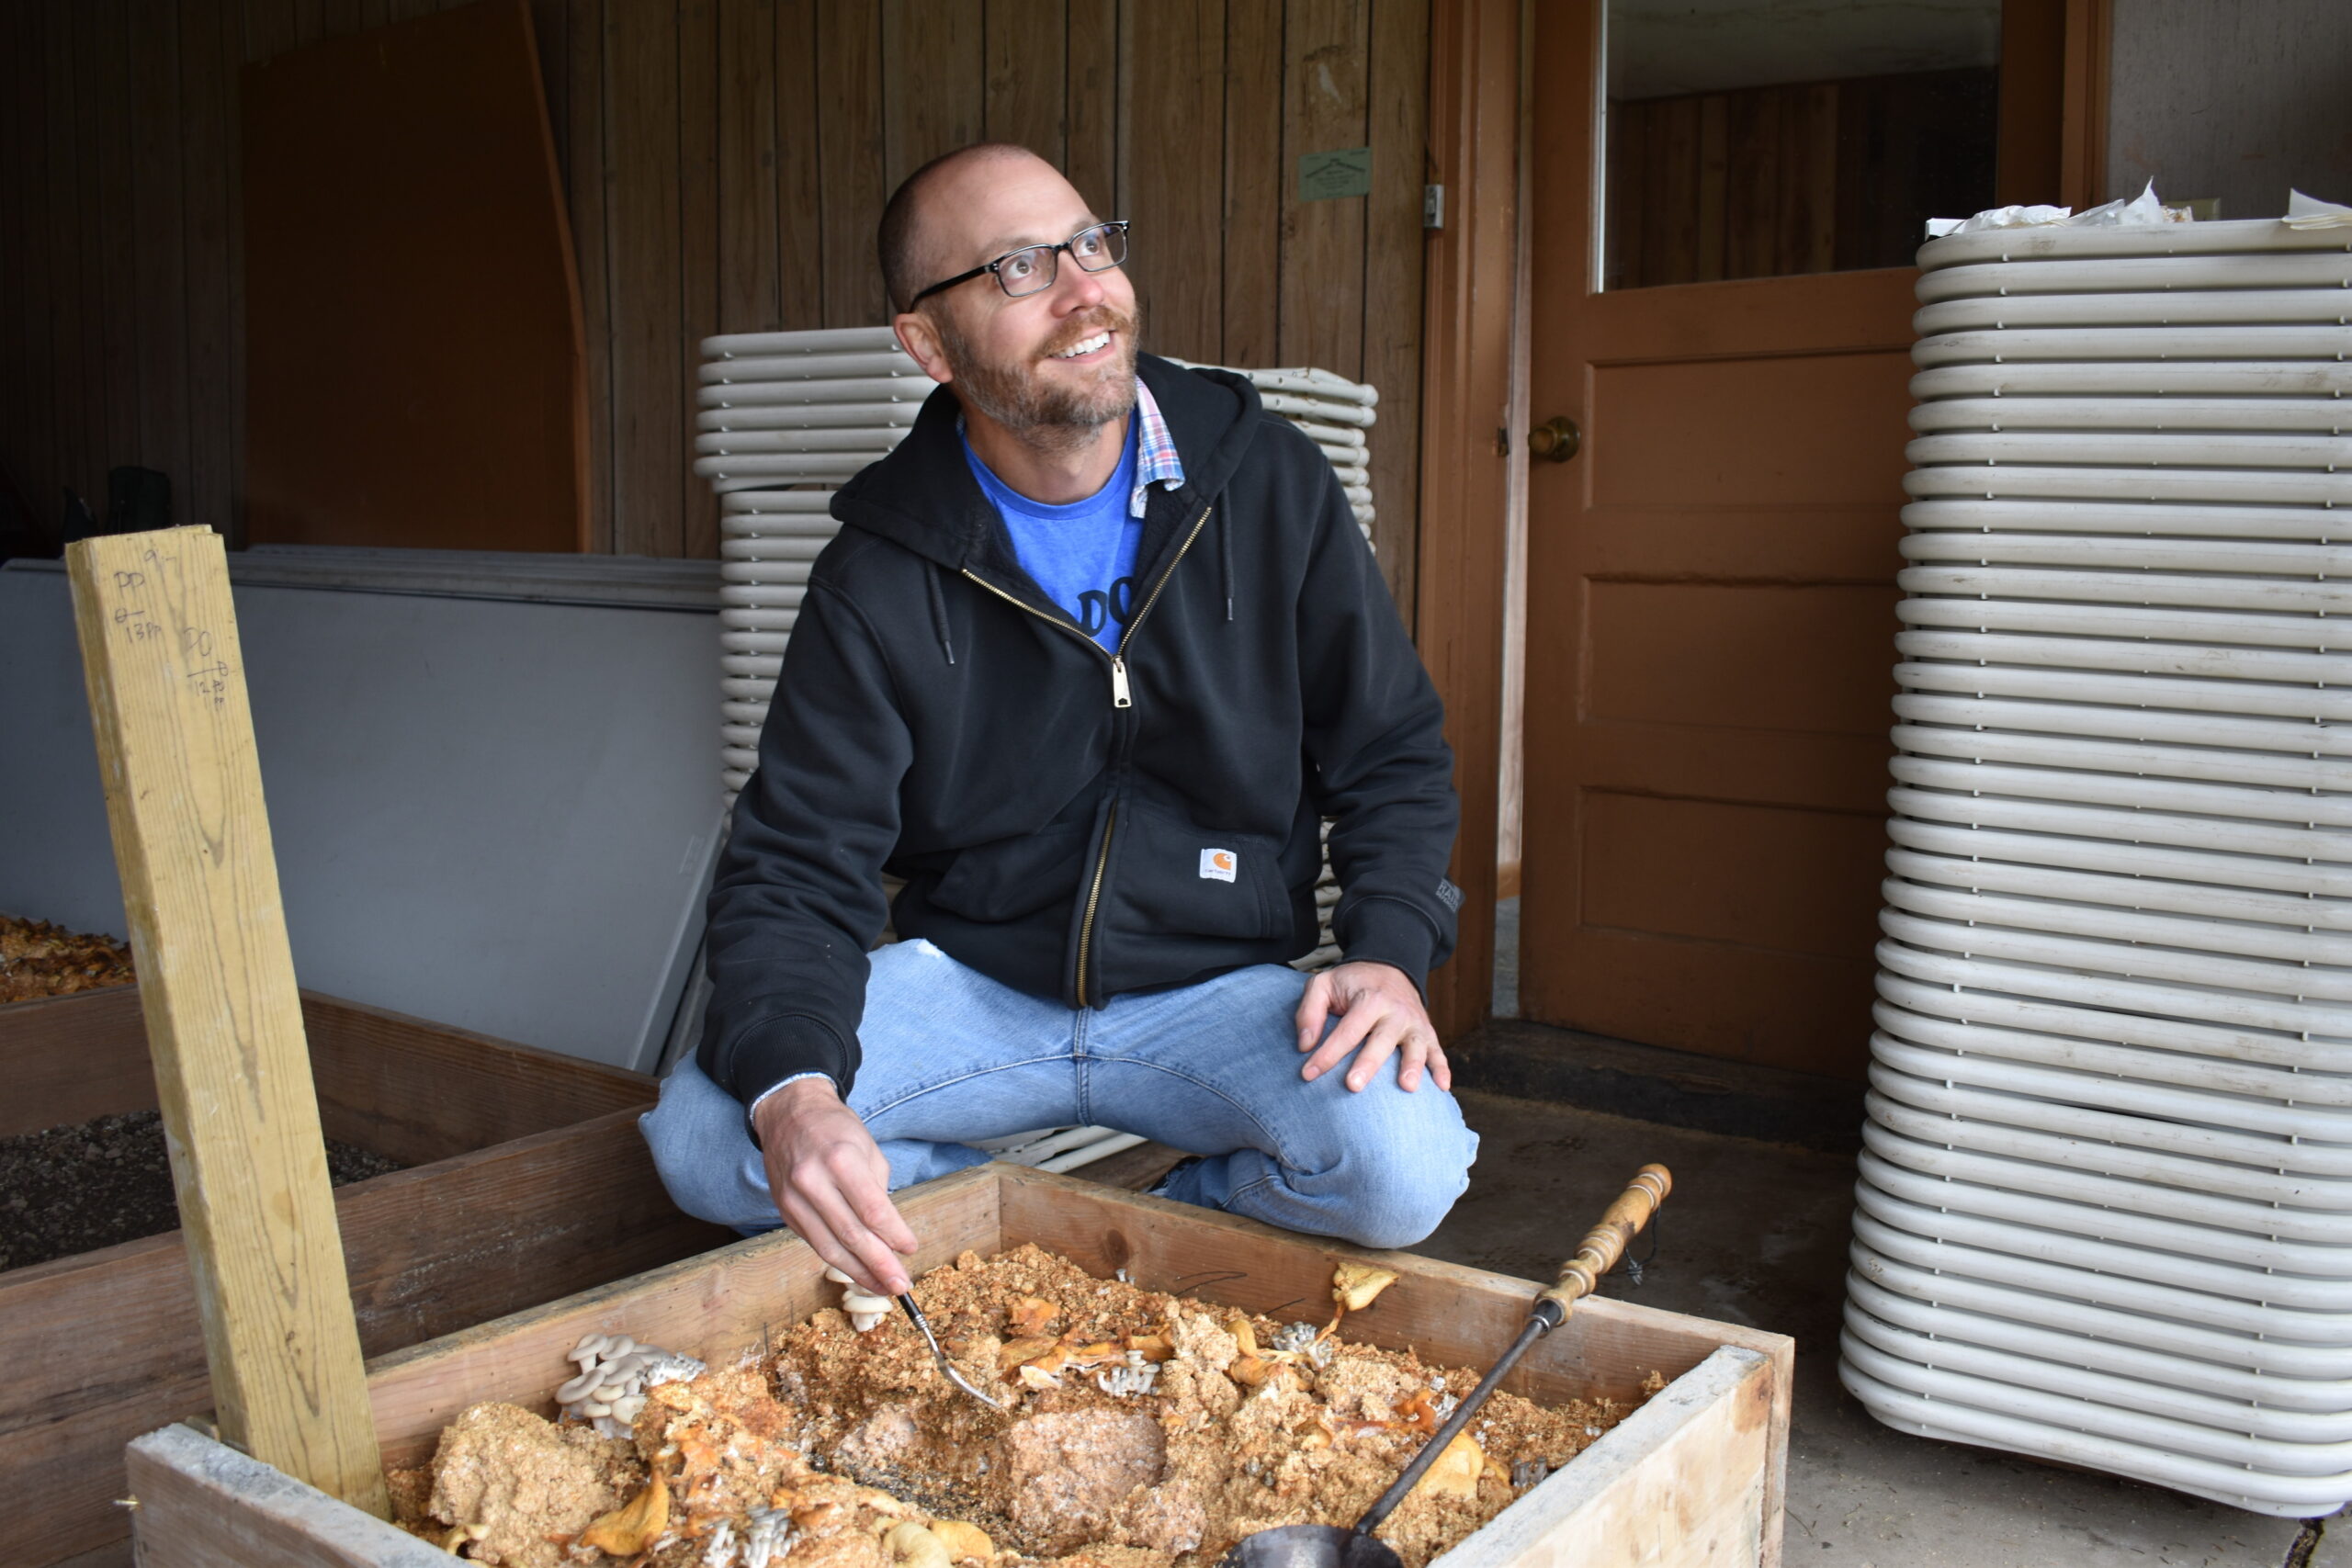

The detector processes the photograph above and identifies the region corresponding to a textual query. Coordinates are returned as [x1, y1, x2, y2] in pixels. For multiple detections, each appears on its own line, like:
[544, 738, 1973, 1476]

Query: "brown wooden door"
[1518, 2, 2051, 1077]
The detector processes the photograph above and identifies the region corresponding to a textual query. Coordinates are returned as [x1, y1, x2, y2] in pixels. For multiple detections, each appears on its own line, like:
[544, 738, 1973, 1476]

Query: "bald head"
[877, 143, 1067, 314]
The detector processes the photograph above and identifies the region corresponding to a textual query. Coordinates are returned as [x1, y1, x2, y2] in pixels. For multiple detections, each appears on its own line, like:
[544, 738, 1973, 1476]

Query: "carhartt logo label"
[1200, 848, 1238, 883]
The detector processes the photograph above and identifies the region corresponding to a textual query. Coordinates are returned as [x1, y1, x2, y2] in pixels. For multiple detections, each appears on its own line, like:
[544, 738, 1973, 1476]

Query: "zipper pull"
[1110, 656, 1133, 708]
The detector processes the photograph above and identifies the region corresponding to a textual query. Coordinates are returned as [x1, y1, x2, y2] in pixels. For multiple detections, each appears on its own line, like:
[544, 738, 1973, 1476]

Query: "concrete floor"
[1448, 900, 2339, 1567]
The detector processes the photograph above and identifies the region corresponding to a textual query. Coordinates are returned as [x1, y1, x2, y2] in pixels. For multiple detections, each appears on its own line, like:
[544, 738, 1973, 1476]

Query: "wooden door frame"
[1413, 0, 1521, 1043]
[1408, 0, 2112, 1044]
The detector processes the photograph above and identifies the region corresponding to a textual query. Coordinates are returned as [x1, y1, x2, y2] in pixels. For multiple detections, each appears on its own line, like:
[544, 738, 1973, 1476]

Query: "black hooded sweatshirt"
[698, 353, 1461, 1110]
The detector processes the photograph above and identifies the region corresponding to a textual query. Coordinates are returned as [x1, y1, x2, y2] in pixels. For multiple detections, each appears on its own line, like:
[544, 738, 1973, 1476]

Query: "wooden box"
[1, 985, 729, 1568]
[125, 1164, 1793, 1568]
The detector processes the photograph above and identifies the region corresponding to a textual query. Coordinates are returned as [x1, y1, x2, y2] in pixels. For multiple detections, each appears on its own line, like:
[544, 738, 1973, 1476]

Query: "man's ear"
[892, 310, 954, 387]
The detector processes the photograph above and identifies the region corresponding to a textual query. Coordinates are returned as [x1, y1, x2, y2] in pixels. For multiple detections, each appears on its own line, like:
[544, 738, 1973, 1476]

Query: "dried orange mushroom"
[1414, 1433, 1487, 1502]
[930, 1519, 997, 1562]
[577, 1470, 670, 1556]
[1007, 1296, 1059, 1337]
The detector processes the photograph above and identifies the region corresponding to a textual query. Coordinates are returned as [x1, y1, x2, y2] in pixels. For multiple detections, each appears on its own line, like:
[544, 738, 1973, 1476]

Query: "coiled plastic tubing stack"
[696, 325, 1376, 969]
[1840, 216, 2352, 1514]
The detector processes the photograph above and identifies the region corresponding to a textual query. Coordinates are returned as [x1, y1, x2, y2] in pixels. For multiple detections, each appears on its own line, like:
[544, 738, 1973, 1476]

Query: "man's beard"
[935, 304, 1141, 454]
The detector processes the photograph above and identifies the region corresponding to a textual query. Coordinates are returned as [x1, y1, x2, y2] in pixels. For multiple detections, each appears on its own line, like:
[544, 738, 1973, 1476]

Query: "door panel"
[1520, 1, 1996, 1077]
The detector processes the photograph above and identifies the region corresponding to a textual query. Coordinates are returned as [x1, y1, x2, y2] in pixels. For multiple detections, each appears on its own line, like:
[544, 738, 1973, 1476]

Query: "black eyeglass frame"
[907, 220, 1131, 308]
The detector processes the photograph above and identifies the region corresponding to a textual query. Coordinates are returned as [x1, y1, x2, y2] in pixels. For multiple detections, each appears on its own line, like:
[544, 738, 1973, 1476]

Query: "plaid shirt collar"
[1129, 379, 1184, 519]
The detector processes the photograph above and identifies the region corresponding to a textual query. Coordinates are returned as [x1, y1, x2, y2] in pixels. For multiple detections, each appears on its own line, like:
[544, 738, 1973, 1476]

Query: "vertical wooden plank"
[68, 526, 390, 1518]
[1657, 95, 1699, 284]
[320, 0, 366, 39]
[1359, 0, 1426, 608]
[681, 0, 721, 558]
[1064, 0, 1116, 212]
[720, 0, 783, 334]
[9, 2, 57, 522]
[815, 0, 888, 324]
[131, 0, 194, 498]
[984, 0, 1066, 162]
[1411, 0, 1513, 1046]
[244, 0, 299, 62]
[608, 0, 681, 555]
[567, 0, 613, 549]
[1220, 0, 1281, 367]
[1118, 0, 1221, 362]
[775, 0, 825, 325]
[1802, 84, 1838, 274]
[1694, 93, 1727, 282]
[880, 0, 983, 187]
[1277, 0, 1370, 378]
[72, 0, 114, 511]
[48, 0, 89, 524]
[531, 0, 570, 178]
[183, 0, 239, 536]
[1724, 89, 1772, 281]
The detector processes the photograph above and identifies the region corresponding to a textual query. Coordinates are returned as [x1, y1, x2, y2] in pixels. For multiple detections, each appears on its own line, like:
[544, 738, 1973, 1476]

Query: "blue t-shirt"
[962, 421, 1143, 652]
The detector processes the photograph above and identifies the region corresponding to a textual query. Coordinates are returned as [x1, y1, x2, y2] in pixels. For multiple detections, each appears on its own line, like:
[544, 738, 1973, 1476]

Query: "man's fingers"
[840, 1151, 920, 1258]
[1295, 971, 1336, 1051]
[1301, 1000, 1380, 1080]
[1424, 1037, 1453, 1092]
[1345, 1015, 1411, 1092]
[794, 1164, 912, 1294]
[775, 1189, 873, 1293]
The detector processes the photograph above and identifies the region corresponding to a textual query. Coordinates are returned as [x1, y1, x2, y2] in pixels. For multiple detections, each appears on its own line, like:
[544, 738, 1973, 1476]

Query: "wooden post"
[68, 525, 390, 1518]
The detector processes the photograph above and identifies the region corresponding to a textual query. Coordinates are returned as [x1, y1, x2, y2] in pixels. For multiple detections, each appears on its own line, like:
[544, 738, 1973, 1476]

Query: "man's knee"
[639, 1058, 773, 1231]
[1325, 1094, 1477, 1250]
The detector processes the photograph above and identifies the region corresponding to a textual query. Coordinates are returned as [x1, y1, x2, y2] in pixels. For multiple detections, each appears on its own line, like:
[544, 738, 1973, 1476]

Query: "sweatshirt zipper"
[959, 504, 1216, 1006]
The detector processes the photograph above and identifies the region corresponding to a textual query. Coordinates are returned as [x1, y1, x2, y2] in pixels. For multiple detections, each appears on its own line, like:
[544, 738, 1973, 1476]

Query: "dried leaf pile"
[395, 1245, 1650, 1568]
[1, 915, 134, 1003]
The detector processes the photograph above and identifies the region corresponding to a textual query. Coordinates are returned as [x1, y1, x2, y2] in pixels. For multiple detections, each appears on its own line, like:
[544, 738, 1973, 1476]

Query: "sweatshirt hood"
[828, 352, 1265, 577]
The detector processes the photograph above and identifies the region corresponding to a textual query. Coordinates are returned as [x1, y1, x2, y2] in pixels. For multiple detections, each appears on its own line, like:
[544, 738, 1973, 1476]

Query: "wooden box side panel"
[3, 1111, 725, 1568]
[128, 1423, 450, 1568]
[0, 985, 153, 1136]
[363, 1165, 1003, 1467]
[302, 992, 655, 1166]
[1438, 1347, 1773, 1568]
[0, 985, 654, 1161]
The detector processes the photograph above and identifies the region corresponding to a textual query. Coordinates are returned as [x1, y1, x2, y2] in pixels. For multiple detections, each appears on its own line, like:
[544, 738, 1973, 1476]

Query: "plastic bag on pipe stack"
[1924, 180, 2183, 239]
[2286, 189, 2352, 230]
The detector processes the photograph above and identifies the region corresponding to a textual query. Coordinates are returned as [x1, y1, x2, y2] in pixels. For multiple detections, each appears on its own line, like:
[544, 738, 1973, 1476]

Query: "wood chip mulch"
[1, 914, 136, 1002]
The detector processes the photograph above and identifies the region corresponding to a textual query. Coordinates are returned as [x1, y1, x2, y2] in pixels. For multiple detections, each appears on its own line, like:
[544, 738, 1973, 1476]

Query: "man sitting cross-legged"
[642, 142, 1476, 1296]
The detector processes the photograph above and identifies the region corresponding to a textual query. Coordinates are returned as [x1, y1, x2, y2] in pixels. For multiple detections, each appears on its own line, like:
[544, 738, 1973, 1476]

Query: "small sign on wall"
[1299, 147, 1372, 202]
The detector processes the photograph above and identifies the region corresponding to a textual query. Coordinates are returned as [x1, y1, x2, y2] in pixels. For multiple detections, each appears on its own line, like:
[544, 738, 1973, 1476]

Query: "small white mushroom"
[556, 1367, 608, 1404]
[842, 1289, 893, 1315]
[701, 1518, 739, 1567]
[848, 1310, 888, 1333]
[579, 1399, 613, 1419]
[823, 1266, 855, 1285]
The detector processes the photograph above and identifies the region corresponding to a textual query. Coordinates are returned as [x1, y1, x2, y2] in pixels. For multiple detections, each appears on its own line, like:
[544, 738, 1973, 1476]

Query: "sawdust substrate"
[0, 1110, 404, 1271]
[0, 914, 135, 1002]
[398, 1244, 1652, 1568]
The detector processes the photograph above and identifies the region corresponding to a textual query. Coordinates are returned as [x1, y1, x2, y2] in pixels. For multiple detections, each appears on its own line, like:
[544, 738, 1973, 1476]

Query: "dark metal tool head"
[1220, 1525, 1402, 1568]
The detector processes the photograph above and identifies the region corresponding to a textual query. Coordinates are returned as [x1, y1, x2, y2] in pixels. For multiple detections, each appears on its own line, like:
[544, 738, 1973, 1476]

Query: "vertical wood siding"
[0, 0, 1430, 610]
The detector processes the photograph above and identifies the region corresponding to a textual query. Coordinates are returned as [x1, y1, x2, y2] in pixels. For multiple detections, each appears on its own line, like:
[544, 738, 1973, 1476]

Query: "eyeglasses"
[909, 220, 1130, 306]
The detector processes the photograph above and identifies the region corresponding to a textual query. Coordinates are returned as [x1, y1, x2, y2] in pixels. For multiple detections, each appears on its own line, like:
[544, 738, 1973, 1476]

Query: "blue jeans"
[641, 940, 1478, 1250]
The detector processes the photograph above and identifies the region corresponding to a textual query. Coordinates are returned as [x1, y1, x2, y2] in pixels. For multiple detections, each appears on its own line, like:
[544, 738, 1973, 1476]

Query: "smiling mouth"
[1050, 331, 1113, 361]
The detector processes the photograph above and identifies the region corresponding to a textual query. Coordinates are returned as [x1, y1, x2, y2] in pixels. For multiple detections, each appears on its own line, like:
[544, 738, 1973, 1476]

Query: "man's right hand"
[749, 1077, 918, 1297]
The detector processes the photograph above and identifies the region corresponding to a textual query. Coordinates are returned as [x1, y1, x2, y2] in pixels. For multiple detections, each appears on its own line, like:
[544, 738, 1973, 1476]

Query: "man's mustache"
[1040, 309, 1136, 361]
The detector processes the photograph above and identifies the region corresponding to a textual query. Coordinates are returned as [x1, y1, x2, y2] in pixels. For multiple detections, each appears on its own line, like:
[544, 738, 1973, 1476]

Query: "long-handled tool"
[1219, 1164, 1673, 1568]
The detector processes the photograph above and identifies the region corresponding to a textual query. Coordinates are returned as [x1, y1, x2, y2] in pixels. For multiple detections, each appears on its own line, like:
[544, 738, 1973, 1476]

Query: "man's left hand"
[1295, 962, 1450, 1093]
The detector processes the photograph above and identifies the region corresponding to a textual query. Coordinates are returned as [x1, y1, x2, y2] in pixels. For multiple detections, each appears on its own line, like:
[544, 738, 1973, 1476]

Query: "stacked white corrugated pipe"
[1840, 217, 2352, 1517]
[700, 326, 1375, 974]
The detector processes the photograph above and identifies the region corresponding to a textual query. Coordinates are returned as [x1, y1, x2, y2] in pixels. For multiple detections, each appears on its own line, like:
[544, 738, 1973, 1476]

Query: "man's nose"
[1054, 259, 1109, 311]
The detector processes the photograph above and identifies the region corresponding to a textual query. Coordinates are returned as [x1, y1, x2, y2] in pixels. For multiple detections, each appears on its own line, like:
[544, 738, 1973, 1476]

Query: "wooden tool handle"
[1539, 1164, 1671, 1316]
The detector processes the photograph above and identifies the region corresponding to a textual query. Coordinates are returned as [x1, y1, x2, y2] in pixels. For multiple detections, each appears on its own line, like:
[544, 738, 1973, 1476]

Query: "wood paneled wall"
[0, 0, 1431, 609]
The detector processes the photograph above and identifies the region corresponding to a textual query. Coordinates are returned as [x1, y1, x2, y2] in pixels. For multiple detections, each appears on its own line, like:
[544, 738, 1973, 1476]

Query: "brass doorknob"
[1528, 415, 1581, 463]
